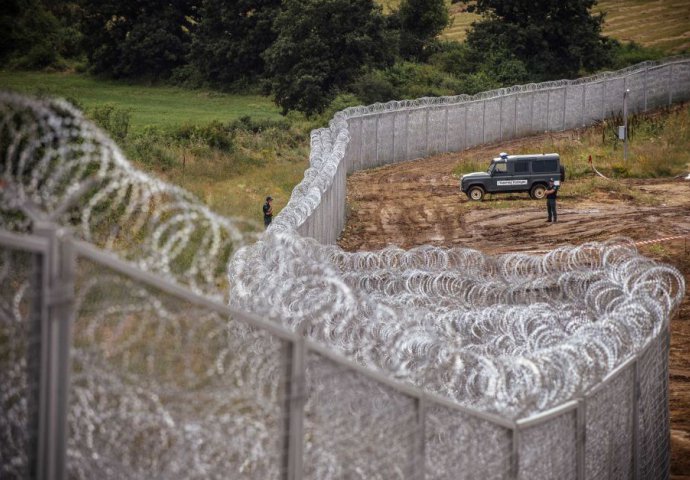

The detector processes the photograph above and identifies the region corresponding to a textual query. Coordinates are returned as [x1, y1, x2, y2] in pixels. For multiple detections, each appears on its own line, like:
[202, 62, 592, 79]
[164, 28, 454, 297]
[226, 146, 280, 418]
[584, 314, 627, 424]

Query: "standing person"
[263, 196, 274, 228]
[545, 178, 559, 223]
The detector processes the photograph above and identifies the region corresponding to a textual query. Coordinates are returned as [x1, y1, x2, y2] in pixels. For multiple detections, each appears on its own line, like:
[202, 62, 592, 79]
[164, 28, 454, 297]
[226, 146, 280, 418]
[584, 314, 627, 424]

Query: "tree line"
[2, 0, 654, 116]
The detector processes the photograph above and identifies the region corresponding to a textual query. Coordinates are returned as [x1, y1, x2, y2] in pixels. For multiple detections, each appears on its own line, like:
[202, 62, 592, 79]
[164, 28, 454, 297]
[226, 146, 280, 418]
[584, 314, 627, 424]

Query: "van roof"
[492, 153, 560, 162]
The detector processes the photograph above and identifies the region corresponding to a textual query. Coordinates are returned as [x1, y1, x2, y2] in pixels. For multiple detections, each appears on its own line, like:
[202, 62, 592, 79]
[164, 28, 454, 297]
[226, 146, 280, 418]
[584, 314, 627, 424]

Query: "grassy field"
[0, 70, 281, 134]
[381, 0, 690, 51]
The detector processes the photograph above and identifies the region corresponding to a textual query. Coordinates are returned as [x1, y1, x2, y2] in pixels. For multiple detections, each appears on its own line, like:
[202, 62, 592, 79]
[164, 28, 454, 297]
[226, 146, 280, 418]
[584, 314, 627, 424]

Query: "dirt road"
[338, 143, 690, 477]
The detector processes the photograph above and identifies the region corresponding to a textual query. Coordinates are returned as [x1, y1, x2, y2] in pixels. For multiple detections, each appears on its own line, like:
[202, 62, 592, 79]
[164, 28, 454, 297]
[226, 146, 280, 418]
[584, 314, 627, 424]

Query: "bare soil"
[338, 140, 690, 477]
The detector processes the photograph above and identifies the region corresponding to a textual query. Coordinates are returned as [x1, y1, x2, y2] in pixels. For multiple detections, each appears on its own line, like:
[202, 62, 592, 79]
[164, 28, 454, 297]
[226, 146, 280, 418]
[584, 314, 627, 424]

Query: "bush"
[89, 104, 131, 140]
[610, 41, 664, 70]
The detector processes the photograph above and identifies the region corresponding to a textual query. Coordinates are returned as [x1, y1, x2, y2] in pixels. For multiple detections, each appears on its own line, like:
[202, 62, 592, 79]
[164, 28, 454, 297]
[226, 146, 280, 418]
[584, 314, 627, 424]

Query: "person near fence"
[263, 196, 273, 228]
[545, 178, 559, 223]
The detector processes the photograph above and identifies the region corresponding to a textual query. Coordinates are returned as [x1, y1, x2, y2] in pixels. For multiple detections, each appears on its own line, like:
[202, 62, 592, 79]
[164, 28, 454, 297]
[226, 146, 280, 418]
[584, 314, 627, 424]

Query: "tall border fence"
[0, 227, 675, 479]
[1, 58, 688, 479]
[272, 57, 690, 243]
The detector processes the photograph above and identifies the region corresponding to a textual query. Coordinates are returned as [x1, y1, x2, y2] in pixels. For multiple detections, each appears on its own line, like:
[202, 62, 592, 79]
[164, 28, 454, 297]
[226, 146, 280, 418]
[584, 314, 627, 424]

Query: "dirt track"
[338, 141, 690, 477]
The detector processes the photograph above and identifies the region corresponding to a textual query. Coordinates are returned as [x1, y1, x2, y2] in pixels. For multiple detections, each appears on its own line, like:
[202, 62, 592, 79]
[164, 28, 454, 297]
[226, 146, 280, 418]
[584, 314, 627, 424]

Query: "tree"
[80, 0, 197, 79]
[397, 0, 449, 60]
[460, 0, 614, 81]
[190, 0, 281, 86]
[0, 0, 67, 69]
[263, 0, 395, 115]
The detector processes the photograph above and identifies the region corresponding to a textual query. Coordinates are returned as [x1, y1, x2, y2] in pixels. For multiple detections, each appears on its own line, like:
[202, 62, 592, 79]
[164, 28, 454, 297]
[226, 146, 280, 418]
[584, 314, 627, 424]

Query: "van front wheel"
[530, 184, 547, 200]
[467, 186, 485, 201]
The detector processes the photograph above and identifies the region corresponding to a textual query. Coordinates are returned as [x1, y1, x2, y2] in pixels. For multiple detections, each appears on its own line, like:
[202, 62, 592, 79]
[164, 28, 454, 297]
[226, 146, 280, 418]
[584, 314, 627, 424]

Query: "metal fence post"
[510, 426, 520, 479]
[463, 107, 468, 149]
[562, 86, 567, 131]
[529, 92, 534, 133]
[424, 108, 430, 155]
[668, 64, 674, 105]
[33, 222, 75, 480]
[576, 399, 586, 480]
[375, 115, 380, 166]
[482, 101, 487, 144]
[513, 94, 518, 138]
[499, 96, 504, 141]
[392, 112, 397, 162]
[414, 396, 426, 480]
[644, 67, 649, 112]
[546, 89, 551, 131]
[632, 358, 640, 480]
[285, 338, 306, 480]
[405, 110, 410, 161]
[582, 84, 587, 127]
[444, 106, 449, 152]
[601, 80, 607, 120]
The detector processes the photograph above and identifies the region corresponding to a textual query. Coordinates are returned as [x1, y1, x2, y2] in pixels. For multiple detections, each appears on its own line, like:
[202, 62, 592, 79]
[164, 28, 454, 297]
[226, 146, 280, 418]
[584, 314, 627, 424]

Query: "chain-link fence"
[272, 57, 690, 244]
[0, 225, 678, 479]
[2, 58, 688, 479]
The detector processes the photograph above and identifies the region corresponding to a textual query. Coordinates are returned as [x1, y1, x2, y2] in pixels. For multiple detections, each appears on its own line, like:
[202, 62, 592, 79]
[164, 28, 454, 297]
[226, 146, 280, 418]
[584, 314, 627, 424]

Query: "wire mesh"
[518, 411, 577, 480]
[424, 403, 512, 480]
[637, 332, 671, 479]
[0, 245, 41, 478]
[585, 364, 635, 479]
[303, 350, 419, 479]
[68, 256, 290, 479]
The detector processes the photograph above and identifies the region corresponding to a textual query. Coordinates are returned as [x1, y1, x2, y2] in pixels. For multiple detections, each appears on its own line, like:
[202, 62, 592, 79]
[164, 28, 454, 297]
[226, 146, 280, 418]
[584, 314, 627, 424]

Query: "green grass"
[0, 70, 282, 134]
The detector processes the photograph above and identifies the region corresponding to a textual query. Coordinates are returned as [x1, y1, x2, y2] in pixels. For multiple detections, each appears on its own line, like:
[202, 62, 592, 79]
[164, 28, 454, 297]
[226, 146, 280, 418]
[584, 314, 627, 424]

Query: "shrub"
[89, 103, 131, 140]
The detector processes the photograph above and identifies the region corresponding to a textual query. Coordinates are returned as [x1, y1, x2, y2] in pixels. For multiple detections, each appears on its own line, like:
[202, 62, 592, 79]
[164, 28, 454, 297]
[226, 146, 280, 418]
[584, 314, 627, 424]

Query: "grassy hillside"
[381, 0, 690, 52]
[0, 71, 281, 134]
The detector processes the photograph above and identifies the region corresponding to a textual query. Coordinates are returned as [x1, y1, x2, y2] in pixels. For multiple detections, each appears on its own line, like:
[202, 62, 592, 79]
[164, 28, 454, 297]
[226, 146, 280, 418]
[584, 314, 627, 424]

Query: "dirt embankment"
[338, 140, 690, 477]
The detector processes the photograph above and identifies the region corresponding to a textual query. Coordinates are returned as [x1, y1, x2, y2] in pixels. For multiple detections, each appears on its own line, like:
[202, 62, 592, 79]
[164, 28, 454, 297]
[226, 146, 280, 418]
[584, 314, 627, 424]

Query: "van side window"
[514, 161, 529, 173]
[532, 159, 558, 173]
[494, 163, 508, 173]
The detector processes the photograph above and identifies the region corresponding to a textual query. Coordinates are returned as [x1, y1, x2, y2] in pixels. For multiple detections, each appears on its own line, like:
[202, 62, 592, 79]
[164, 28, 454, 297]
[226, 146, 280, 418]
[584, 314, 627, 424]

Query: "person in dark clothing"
[545, 178, 559, 223]
[263, 196, 273, 228]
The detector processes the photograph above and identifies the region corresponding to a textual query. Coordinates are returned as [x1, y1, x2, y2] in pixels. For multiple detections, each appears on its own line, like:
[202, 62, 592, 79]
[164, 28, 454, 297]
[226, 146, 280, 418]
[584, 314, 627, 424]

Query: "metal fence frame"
[1, 226, 672, 479]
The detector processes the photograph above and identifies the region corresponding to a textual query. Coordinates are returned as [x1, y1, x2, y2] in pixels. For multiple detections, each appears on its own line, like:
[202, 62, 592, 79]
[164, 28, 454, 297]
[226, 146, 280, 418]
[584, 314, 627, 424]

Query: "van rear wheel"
[530, 184, 547, 199]
[468, 186, 485, 201]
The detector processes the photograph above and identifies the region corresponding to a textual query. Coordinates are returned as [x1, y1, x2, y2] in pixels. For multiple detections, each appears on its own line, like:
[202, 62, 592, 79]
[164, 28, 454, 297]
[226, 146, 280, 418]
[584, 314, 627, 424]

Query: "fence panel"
[483, 98, 502, 143]
[500, 95, 517, 141]
[393, 111, 408, 162]
[447, 104, 467, 152]
[531, 91, 550, 132]
[0, 239, 44, 479]
[424, 403, 512, 480]
[637, 333, 671, 479]
[408, 109, 428, 160]
[361, 116, 378, 169]
[564, 84, 584, 130]
[67, 255, 291, 480]
[603, 77, 626, 118]
[585, 364, 635, 479]
[303, 350, 419, 479]
[548, 88, 567, 131]
[625, 69, 647, 114]
[515, 93, 533, 137]
[646, 64, 673, 109]
[378, 112, 396, 165]
[673, 61, 690, 102]
[466, 102, 485, 148]
[583, 82, 604, 124]
[518, 411, 577, 480]
[428, 107, 447, 155]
